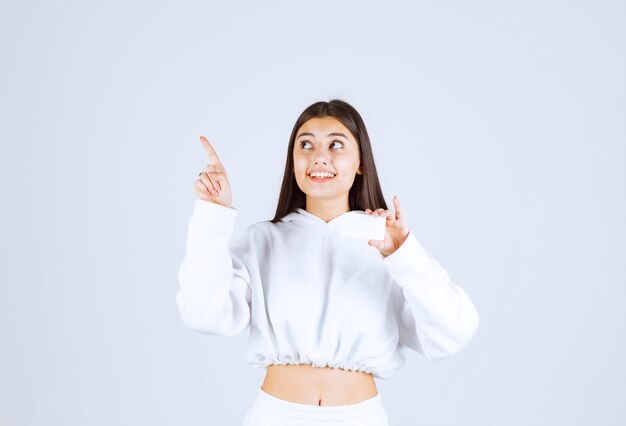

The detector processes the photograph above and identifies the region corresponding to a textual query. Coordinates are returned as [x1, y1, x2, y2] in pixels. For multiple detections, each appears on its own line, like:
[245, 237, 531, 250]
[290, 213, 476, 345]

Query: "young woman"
[177, 99, 480, 425]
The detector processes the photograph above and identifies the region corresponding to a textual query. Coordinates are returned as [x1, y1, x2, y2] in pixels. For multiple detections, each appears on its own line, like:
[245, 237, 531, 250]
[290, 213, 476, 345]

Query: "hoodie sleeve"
[382, 229, 479, 362]
[176, 198, 252, 336]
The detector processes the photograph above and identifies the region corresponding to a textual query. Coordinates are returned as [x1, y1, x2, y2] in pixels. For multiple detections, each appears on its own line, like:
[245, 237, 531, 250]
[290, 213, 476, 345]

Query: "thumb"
[368, 240, 383, 250]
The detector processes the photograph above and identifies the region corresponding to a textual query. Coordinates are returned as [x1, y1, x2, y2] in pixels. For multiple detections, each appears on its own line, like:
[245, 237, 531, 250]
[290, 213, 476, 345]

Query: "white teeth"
[309, 172, 335, 178]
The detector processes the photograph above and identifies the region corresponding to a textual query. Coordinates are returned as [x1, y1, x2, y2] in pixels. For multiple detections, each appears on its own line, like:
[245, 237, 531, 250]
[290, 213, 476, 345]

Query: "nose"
[314, 152, 329, 165]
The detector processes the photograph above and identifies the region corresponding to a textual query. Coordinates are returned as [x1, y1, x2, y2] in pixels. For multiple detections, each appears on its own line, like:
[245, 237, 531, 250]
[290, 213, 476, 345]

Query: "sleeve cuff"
[189, 198, 239, 232]
[382, 229, 430, 273]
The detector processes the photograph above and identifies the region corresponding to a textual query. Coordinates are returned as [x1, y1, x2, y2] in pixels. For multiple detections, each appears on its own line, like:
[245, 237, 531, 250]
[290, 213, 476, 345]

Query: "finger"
[393, 196, 404, 221]
[376, 209, 395, 224]
[205, 166, 224, 190]
[204, 170, 223, 191]
[205, 163, 225, 174]
[383, 210, 396, 225]
[204, 173, 220, 195]
[195, 179, 211, 195]
[200, 136, 224, 168]
[199, 173, 219, 195]
[196, 177, 215, 196]
[368, 239, 383, 248]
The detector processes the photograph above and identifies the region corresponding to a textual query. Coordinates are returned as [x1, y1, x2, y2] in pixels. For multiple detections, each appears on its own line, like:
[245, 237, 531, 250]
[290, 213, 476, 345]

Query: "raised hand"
[195, 136, 233, 208]
[365, 196, 411, 258]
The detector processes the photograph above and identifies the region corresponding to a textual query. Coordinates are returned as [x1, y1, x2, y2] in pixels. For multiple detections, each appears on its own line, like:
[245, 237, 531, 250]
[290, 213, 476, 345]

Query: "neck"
[305, 196, 350, 223]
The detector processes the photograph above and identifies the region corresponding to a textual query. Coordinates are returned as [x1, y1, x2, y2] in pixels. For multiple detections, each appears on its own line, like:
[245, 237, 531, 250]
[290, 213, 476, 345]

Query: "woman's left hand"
[366, 195, 410, 258]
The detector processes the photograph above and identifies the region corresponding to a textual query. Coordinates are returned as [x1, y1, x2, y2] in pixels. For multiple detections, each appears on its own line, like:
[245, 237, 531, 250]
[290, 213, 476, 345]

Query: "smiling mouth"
[307, 173, 336, 182]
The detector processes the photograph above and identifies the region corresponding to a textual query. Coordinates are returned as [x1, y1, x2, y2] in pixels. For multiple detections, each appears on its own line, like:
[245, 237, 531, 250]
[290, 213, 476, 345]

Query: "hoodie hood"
[280, 208, 387, 240]
[280, 208, 361, 228]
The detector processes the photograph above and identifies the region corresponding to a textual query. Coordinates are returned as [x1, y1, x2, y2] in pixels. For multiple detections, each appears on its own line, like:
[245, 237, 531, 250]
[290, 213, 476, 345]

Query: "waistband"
[252, 387, 386, 421]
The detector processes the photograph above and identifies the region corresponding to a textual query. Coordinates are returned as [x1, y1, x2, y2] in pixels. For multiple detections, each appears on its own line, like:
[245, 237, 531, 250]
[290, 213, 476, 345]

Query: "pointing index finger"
[393, 195, 404, 220]
[200, 136, 223, 167]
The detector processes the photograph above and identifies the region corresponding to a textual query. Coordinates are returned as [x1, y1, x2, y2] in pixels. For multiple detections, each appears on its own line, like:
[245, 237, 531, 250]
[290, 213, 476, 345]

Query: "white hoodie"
[177, 198, 480, 380]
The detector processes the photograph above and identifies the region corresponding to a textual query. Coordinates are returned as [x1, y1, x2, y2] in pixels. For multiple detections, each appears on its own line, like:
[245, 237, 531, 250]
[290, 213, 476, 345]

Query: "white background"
[1, 1, 624, 425]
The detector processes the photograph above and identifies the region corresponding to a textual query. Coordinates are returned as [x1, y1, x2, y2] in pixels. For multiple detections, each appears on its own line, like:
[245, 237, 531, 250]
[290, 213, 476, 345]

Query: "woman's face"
[293, 116, 362, 207]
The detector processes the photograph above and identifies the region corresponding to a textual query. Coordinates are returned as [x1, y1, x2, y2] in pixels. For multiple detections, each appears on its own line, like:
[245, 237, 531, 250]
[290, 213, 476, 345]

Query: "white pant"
[242, 387, 390, 426]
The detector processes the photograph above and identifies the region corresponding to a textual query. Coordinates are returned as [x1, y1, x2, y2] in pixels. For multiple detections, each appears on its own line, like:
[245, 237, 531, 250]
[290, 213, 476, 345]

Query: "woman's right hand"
[195, 136, 233, 208]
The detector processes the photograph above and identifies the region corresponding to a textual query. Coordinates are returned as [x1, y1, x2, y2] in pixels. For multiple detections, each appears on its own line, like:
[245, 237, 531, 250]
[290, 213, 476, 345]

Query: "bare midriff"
[261, 363, 378, 407]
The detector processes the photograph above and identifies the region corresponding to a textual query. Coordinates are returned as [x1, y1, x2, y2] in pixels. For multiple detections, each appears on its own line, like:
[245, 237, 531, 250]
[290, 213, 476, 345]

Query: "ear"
[357, 165, 363, 174]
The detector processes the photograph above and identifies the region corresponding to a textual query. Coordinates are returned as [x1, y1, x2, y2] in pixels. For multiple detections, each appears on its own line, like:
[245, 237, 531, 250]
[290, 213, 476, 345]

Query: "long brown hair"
[270, 99, 388, 224]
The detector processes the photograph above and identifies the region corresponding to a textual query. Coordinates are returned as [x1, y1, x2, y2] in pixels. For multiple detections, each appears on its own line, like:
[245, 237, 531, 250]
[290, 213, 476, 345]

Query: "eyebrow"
[296, 132, 348, 140]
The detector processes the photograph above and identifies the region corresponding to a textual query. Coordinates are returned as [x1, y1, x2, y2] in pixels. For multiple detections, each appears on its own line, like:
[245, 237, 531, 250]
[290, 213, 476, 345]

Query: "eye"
[299, 140, 344, 149]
